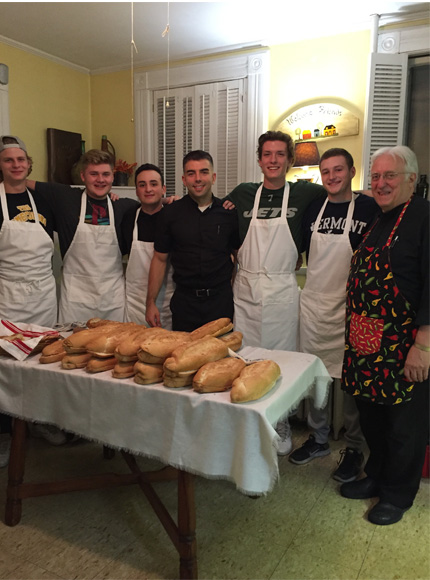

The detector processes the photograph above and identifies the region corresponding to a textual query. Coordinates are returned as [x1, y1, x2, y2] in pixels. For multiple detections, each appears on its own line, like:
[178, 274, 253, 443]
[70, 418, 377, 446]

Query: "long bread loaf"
[230, 360, 281, 403]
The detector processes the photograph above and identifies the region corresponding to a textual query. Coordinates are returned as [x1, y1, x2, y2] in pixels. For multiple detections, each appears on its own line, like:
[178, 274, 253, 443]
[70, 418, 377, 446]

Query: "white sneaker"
[275, 419, 293, 456]
[0, 433, 11, 468]
[29, 423, 67, 446]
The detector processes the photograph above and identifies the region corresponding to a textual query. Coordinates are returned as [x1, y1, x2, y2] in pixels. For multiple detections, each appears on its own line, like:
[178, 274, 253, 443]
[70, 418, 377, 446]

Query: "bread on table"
[189, 318, 233, 341]
[85, 324, 141, 358]
[218, 331, 243, 352]
[61, 353, 92, 369]
[133, 361, 164, 385]
[86, 356, 117, 373]
[230, 360, 281, 403]
[112, 360, 136, 379]
[193, 357, 246, 393]
[163, 370, 196, 388]
[115, 327, 168, 362]
[137, 331, 191, 364]
[39, 338, 67, 364]
[63, 323, 124, 353]
[86, 318, 117, 328]
[164, 335, 229, 373]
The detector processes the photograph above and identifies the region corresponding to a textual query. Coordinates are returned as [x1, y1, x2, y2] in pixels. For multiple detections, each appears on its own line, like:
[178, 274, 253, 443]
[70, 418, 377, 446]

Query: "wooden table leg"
[5, 418, 27, 526]
[178, 470, 197, 580]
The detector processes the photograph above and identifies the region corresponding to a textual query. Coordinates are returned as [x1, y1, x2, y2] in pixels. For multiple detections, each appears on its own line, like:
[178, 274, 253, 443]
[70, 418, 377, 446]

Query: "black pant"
[356, 379, 429, 508]
[0, 412, 12, 434]
[170, 284, 234, 332]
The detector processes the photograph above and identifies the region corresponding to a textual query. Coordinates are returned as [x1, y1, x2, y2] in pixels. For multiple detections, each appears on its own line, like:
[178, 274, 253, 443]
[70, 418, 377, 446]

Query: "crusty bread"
[193, 357, 246, 393]
[86, 356, 117, 373]
[63, 324, 123, 353]
[137, 331, 191, 364]
[86, 318, 117, 328]
[39, 339, 67, 364]
[189, 318, 233, 341]
[85, 324, 141, 357]
[133, 361, 163, 385]
[163, 372, 196, 388]
[61, 353, 92, 369]
[218, 331, 243, 352]
[115, 327, 168, 361]
[112, 360, 136, 379]
[164, 336, 229, 373]
[230, 360, 281, 403]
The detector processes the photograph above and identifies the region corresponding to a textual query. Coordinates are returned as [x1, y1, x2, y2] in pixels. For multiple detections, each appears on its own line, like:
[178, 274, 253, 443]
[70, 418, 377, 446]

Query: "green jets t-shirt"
[225, 180, 326, 251]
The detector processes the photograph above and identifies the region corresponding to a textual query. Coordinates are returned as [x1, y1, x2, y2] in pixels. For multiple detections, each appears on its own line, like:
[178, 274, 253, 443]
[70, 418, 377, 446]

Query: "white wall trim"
[378, 24, 430, 55]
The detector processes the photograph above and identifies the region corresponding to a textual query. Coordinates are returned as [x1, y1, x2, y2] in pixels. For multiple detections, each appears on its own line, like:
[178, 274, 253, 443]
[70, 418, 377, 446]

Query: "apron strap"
[383, 197, 412, 249]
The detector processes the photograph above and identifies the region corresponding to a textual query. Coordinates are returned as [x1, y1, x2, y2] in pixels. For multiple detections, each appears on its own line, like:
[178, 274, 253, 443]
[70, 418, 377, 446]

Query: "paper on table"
[0, 320, 59, 361]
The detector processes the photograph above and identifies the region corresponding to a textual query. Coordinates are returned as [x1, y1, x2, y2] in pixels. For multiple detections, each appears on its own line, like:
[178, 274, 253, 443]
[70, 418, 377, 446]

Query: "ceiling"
[0, 1, 428, 74]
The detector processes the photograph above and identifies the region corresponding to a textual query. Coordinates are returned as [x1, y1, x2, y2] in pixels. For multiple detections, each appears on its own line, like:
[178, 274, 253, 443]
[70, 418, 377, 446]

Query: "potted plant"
[113, 159, 137, 186]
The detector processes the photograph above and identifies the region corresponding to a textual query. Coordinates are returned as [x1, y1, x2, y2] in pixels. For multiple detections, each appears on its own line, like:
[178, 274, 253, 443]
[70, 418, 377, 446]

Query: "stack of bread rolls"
[38, 317, 281, 403]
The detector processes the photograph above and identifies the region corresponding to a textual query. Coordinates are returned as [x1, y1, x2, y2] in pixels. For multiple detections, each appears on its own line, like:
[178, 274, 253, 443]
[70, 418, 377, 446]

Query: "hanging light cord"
[162, 2, 170, 107]
[131, 2, 138, 122]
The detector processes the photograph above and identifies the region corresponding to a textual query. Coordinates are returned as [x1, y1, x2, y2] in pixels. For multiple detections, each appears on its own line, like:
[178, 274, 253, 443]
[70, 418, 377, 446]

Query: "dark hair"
[257, 131, 295, 163]
[81, 149, 114, 170]
[319, 148, 354, 170]
[134, 163, 164, 186]
[183, 150, 214, 171]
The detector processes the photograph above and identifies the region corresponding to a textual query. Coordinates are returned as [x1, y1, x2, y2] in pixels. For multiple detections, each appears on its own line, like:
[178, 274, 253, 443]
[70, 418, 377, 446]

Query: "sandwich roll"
[230, 360, 281, 403]
[39, 339, 67, 364]
[137, 331, 191, 364]
[115, 327, 168, 362]
[86, 324, 141, 357]
[133, 361, 163, 385]
[218, 331, 243, 352]
[193, 357, 246, 393]
[63, 324, 123, 353]
[86, 318, 117, 328]
[86, 356, 117, 373]
[112, 360, 136, 379]
[163, 373, 196, 388]
[189, 318, 233, 341]
[164, 336, 229, 373]
[62, 353, 92, 369]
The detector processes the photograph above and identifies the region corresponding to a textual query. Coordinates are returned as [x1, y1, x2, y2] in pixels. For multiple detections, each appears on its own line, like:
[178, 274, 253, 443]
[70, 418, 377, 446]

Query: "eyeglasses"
[370, 172, 408, 182]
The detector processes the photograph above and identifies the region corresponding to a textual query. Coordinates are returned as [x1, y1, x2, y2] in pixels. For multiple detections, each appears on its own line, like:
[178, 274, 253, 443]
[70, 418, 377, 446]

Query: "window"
[134, 50, 269, 197]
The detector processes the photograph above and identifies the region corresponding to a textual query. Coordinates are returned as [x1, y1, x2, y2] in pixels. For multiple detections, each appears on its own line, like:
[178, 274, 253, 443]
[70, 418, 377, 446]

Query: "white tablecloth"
[0, 346, 331, 495]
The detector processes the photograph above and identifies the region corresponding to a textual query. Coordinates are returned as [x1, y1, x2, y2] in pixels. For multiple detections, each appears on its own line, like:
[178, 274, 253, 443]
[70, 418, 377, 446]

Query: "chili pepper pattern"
[342, 200, 417, 405]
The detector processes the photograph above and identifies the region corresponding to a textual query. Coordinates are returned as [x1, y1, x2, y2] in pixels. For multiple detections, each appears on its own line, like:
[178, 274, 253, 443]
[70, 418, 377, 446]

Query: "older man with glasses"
[339, 145, 429, 526]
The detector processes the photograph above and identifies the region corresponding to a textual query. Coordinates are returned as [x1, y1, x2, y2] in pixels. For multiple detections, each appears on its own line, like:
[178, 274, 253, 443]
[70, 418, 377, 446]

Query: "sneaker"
[29, 423, 67, 446]
[0, 434, 11, 468]
[275, 419, 293, 456]
[333, 448, 364, 483]
[289, 434, 330, 465]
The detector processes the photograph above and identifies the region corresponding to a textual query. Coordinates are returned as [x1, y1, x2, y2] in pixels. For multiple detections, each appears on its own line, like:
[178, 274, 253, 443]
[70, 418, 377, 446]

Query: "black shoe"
[368, 501, 410, 525]
[289, 435, 330, 465]
[333, 448, 364, 483]
[340, 476, 379, 499]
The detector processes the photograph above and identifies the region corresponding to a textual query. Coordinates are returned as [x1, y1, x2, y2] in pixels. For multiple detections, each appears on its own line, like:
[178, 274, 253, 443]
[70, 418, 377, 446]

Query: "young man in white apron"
[27, 150, 138, 324]
[122, 164, 174, 328]
[226, 131, 326, 455]
[289, 148, 377, 482]
[0, 135, 63, 466]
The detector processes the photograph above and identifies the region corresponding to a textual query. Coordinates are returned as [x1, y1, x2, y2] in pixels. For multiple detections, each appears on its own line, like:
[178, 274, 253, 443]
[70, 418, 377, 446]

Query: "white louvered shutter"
[361, 53, 408, 188]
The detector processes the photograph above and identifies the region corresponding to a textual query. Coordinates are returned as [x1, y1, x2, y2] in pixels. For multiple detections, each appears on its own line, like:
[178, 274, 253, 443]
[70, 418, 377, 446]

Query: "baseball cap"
[0, 135, 27, 154]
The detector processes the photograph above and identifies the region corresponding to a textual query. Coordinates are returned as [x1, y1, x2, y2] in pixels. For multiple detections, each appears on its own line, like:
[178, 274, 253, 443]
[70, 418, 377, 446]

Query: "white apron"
[58, 192, 125, 323]
[299, 195, 356, 377]
[0, 183, 57, 326]
[233, 183, 299, 350]
[125, 207, 174, 328]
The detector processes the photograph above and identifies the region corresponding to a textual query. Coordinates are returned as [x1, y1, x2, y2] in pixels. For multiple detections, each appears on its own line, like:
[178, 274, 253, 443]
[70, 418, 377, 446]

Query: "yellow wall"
[1, 43, 91, 181]
[269, 30, 371, 188]
[90, 69, 135, 171]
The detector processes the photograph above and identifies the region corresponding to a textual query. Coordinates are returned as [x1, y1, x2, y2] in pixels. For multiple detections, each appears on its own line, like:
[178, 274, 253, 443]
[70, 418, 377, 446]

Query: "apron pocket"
[349, 311, 384, 355]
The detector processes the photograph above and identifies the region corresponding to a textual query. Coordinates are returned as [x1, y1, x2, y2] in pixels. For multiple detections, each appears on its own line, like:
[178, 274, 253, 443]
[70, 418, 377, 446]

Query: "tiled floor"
[0, 422, 429, 580]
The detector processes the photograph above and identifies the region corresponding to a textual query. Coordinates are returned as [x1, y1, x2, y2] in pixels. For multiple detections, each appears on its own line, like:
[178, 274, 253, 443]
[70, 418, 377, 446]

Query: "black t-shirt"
[302, 193, 378, 258]
[154, 194, 241, 289]
[121, 205, 163, 256]
[361, 195, 429, 326]
[33, 182, 138, 257]
[0, 190, 54, 239]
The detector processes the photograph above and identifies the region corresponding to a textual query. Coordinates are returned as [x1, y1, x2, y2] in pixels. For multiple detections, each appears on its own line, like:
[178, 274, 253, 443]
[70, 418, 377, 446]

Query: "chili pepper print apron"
[342, 199, 417, 404]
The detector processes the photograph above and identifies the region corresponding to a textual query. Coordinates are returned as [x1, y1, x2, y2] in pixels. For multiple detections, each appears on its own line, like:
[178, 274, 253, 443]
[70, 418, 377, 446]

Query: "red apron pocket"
[349, 312, 384, 355]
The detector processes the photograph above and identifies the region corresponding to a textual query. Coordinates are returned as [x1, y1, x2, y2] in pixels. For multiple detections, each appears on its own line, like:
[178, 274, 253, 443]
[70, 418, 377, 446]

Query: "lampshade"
[293, 141, 320, 167]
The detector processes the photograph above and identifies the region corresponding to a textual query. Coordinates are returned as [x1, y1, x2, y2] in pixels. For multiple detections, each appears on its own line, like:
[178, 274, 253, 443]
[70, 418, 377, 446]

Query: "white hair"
[371, 146, 419, 186]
